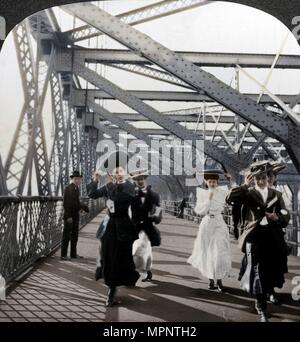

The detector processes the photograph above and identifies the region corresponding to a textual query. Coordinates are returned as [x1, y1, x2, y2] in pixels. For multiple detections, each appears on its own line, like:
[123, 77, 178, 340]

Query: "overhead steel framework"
[0, 1, 299, 205]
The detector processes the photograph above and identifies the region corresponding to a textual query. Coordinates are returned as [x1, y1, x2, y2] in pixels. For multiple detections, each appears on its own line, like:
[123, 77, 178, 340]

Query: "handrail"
[0, 196, 105, 283]
[161, 200, 300, 255]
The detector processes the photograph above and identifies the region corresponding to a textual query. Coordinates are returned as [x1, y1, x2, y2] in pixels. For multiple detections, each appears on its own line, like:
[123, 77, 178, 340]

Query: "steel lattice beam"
[69, 107, 80, 172]
[63, 3, 300, 173]
[65, 0, 210, 42]
[5, 21, 51, 195]
[32, 27, 53, 196]
[104, 63, 191, 90]
[49, 72, 69, 195]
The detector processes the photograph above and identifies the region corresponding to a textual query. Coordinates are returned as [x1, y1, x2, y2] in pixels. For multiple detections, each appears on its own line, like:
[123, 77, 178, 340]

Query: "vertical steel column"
[291, 184, 299, 254]
[0, 155, 8, 195]
[49, 72, 69, 195]
[5, 22, 37, 195]
[5, 20, 52, 195]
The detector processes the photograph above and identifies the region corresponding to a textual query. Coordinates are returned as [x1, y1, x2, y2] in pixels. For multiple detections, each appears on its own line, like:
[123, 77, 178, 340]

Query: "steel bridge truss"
[0, 2, 300, 200]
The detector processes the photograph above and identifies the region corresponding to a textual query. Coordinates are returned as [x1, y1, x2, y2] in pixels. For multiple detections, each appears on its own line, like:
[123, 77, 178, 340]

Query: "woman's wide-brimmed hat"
[268, 161, 286, 174]
[70, 170, 82, 178]
[202, 169, 223, 180]
[243, 160, 284, 177]
[130, 168, 149, 180]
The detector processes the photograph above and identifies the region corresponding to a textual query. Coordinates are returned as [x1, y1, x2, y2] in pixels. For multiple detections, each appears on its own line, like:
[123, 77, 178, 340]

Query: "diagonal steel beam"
[63, 3, 300, 173]
[63, 3, 289, 138]
[104, 63, 192, 90]
[74, 61, 246, 172]
[65, 0, 210, 42]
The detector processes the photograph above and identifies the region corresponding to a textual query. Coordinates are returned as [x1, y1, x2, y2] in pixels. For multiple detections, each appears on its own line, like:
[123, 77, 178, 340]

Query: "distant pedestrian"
[177, 198, 187, 219]
[61, 171, 89, 261]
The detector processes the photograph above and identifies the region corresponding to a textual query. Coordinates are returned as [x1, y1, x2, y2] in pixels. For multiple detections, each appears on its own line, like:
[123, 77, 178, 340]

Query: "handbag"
[96, 214, 110, 240]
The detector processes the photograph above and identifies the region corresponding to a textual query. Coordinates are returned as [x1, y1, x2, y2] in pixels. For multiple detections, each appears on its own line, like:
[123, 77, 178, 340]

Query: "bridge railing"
[0, 196, 105, 283]
[161, 200, 299, 256]
[161, 200, 233, 228]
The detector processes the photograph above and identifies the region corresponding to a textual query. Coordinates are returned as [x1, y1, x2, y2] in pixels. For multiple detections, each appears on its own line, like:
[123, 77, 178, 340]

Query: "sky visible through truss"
[0, 0, 299, 165]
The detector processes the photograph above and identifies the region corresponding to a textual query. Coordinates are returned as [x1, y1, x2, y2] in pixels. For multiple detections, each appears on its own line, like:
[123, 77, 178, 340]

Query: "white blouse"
[194, 187, 227, 216]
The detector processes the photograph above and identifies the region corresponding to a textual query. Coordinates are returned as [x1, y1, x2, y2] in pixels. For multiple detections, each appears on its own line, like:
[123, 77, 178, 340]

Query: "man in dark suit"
[61, 170, 89, 260]
[226, 161, 290, 322]
[131, 170, 162, 282]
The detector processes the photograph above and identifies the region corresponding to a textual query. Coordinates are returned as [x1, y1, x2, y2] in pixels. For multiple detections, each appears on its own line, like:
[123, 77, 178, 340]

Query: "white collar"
[255, 185, 268, 202]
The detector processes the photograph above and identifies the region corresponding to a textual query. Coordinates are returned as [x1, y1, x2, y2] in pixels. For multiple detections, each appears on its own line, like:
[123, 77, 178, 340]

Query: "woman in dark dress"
[87, 166, 139, 306]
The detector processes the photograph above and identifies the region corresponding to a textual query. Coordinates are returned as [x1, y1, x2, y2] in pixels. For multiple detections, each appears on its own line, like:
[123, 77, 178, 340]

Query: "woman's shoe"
[208, 279, 215, 290]
[216, 280, 225, 292]
[142, 271, 153, 282]
[255, 300, 263, 314]
[105, 287, 117, 307]
[259, 311, 269, 322]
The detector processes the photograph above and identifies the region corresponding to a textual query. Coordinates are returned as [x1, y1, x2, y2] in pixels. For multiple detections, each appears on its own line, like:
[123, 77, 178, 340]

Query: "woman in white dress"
[187, 170, 231, 291]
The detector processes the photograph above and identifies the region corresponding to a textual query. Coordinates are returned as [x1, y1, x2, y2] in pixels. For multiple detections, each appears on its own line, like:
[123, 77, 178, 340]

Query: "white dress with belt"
[187, 187, 231, 280]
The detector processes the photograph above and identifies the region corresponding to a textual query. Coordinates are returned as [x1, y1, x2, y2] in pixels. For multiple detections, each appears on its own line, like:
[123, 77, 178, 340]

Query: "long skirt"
[101, 218, 140, 287]
[239, 224, 288, 294]
[188, 215, 231, 280]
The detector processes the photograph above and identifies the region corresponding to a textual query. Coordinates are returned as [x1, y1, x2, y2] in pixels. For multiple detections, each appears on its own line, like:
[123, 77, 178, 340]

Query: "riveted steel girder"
[63, 3, 300, 172]
[71, 88, 297, 105]
[49, 72, 70, 195]
[86, 100, 188, 175]
[65, 0, 210, 43]
[80, 48, 300, 69]
[73, 61, 246, 172]
[5, 22, 52, 196]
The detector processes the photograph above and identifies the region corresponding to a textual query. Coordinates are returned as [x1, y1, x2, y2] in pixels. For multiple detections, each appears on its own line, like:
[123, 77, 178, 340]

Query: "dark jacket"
[131, 185, 162, 246]
[131, 185, 160, 225]
[226, 185, 290, 239]
[226, 184, 290, 293]
[87, 180, 138, 242]
[63, 183, 89, 220]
